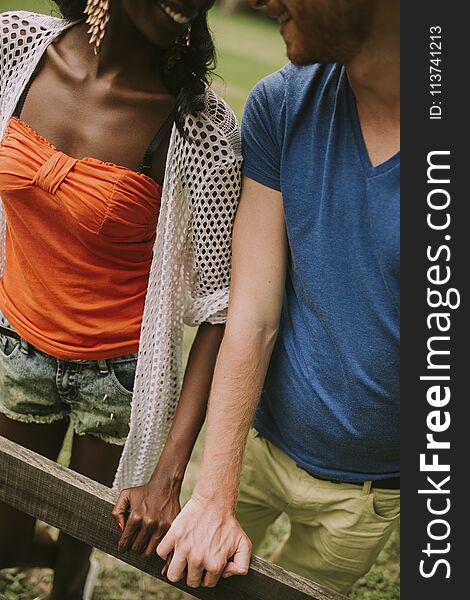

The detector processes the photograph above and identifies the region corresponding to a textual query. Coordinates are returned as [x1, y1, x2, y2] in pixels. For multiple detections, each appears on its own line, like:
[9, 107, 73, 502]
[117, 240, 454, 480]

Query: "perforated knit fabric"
[0, 12, 242, 491]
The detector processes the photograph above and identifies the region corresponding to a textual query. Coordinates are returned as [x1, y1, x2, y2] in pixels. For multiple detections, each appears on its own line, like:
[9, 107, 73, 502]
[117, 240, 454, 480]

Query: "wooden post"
[0, 436, 347, 600]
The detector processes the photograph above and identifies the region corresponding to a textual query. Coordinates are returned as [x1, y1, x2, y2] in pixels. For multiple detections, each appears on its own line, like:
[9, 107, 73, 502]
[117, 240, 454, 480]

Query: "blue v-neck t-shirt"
[241, 63, 400, 481]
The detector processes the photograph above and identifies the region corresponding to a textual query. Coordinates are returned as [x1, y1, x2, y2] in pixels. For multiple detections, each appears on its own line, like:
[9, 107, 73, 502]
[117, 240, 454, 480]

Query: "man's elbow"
[223, 316, 280, 355]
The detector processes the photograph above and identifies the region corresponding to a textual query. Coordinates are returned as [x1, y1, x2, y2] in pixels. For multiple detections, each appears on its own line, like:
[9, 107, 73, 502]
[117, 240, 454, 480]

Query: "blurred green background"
[0, 2, 399, 599]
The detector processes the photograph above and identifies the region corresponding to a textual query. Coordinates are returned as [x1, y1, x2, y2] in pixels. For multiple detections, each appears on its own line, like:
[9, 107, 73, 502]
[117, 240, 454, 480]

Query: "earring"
[165, 26, 192, 73]
[184, 24, 192, 48]
[84, 0, 110, 55]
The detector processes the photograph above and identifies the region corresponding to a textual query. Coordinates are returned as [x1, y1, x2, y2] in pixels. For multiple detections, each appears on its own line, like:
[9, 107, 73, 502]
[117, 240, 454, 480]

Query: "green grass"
[0, 3, 399, 599]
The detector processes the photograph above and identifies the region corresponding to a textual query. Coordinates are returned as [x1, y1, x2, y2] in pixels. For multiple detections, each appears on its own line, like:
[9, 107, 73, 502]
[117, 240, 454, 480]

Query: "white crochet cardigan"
[0, 11, 242, 491]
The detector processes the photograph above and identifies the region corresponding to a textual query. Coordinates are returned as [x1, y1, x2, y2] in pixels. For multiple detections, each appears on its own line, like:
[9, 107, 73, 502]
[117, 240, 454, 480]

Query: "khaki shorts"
[237, 428, 400, 594]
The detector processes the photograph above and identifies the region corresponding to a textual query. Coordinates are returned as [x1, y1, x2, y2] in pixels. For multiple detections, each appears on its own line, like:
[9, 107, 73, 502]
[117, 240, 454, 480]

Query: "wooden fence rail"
[0, 437, 346, 600]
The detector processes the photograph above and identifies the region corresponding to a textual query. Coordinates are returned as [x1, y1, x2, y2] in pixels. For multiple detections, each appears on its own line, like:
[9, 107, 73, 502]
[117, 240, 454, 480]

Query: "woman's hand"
[112, 476, 181, 558]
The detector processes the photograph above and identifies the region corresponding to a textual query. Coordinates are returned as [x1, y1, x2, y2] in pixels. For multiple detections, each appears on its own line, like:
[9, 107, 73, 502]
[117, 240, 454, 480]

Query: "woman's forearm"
[150, 322, 224, 486]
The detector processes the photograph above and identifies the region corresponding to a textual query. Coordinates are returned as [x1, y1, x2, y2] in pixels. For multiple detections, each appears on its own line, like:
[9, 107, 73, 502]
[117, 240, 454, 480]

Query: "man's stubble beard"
[287, 0, 376, 66]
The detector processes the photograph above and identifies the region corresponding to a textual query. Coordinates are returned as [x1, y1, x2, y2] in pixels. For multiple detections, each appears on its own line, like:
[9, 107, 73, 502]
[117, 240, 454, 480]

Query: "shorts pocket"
[109, 361, 136, 395]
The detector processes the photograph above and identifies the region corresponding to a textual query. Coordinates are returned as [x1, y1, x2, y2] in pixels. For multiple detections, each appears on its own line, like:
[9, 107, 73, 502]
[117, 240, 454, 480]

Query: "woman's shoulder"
[0, 11, 69, 89]
[1, 10, 67, 34]
[191, 87, 242, 161]
[0, 10, 69, 63]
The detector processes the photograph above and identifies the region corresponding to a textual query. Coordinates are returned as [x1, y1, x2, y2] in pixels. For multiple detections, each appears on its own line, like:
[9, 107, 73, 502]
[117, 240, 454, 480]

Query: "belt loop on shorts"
[362, 480, 373, 496]
[19, 337, 30, 355]
[97, 360, 109, 375]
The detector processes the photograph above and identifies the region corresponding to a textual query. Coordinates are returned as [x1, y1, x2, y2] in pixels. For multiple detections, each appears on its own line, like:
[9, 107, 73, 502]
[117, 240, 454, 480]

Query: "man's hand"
[156, 493, 252, 588]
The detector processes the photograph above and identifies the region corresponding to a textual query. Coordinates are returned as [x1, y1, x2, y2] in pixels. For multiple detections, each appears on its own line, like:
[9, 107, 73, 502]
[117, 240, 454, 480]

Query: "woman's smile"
[155, 0, 193, 25]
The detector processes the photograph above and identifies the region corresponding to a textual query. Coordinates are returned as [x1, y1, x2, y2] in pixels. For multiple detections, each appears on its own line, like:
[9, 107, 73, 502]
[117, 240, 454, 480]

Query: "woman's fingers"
[111, 490, 130, 533]
[119, 516, 166, 556]
[112, 486, 180, 557]
[143, 532, 163, 559]
[131, 522, 155, 554]
[144, 518, 173, 557]
[117, 512, 141, 552]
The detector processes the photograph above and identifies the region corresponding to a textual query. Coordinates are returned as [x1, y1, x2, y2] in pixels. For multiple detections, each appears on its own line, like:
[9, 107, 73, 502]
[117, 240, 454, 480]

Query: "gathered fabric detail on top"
[32, 151, 78, 194]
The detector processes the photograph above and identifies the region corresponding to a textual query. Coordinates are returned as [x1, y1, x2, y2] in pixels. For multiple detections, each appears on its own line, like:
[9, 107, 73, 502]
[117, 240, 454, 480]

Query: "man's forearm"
[194, 322, 277, 508]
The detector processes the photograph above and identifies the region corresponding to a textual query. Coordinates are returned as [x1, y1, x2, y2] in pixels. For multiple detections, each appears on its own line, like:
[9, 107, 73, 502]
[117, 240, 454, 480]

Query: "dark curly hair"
[54, 1, 216, 133]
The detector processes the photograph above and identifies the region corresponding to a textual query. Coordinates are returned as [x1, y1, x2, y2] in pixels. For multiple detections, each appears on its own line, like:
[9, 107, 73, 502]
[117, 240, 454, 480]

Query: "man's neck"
[344, 1, 400, 167]
[346, 1, 400, 119]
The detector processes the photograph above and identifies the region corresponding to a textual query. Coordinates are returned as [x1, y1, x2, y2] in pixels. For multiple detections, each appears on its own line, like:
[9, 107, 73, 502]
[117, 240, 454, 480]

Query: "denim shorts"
[0, 312, 136, 445]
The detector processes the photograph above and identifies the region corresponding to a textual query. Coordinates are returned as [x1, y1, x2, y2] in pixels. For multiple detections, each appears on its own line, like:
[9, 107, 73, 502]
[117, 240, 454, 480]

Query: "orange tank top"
[0, 117, 162, 359]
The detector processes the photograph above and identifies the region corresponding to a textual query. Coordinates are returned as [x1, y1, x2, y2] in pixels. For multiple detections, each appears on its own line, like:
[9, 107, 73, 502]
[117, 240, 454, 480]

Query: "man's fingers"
[201, 563, 225, 588]
[156, 502, 251, 588]
[165, 551, 188, 583]
[156, 529, 176, 560]
[222, 537, 251, 578]
[232, 536, 252, 574]
[161, 551, 173, 577]
[222, 559, 250, 578]
[222, 561, 241, 578]
[186, 558, 205, 588]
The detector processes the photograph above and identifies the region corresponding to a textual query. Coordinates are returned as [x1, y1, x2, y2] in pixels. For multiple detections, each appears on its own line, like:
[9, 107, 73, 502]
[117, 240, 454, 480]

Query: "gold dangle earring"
[165, 25, 192, 73]
[184, 24, 192, 48]
[84, 0, 110, 55]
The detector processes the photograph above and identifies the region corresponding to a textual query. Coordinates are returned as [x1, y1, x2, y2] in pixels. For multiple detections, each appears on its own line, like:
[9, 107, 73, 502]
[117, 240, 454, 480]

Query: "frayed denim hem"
[0, 403, 69, 425]
[71, 423, 127, 446]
